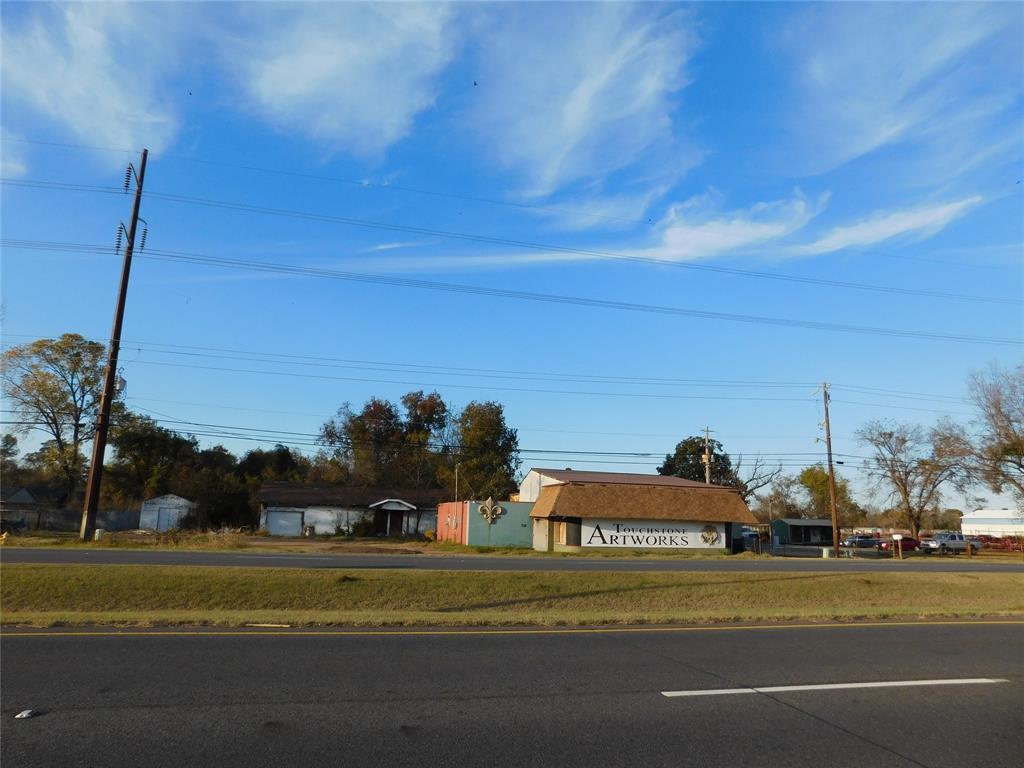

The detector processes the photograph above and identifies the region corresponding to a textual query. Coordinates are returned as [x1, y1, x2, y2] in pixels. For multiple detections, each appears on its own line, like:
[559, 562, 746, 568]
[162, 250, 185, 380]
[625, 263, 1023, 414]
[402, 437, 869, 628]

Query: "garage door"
[265, 510, 302, 536]
[156, 507, 173, 532]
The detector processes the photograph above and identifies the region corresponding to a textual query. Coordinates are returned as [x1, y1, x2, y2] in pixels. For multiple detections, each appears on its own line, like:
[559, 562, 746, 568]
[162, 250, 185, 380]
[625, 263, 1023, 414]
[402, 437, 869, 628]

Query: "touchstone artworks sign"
[581, 519, 726, 549]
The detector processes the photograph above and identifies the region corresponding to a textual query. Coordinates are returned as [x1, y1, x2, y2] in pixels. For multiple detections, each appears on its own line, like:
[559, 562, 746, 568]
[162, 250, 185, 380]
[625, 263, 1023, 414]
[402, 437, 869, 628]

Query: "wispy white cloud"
[0, 4, 182, 156]
[1, 131, 27, 178]
[351, 190, 826, 273]
[468, 4, 701, 201]
[782, 3, 1022, 177]
[636, 191, 826, 262]
[231, 4, 457, 157]
[794, 197, 984, 256]
[364, 241, 429, 253]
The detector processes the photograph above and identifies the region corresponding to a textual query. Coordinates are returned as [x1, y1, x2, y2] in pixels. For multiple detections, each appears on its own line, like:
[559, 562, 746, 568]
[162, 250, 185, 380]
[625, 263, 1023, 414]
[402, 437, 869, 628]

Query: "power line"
[3, 181, 1020, 307]
[0, 329, 983, 408]
[121, 358, 820, 403]
[3, 239, 1018, 346]
[114, 345, 819, 390]
[0, 138, 654, 227]
[4, 138, 1018, 272]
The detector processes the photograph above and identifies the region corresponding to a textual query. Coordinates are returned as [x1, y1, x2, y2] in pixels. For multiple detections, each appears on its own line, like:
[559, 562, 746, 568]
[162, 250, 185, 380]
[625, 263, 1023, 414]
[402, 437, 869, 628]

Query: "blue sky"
[2, 2, 1022, 507]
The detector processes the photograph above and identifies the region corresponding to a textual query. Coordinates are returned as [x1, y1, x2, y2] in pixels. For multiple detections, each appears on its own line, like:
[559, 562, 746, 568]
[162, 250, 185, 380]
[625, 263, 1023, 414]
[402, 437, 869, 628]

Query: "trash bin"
[93, 529, 105, 541]
[821, 546, 833, 558]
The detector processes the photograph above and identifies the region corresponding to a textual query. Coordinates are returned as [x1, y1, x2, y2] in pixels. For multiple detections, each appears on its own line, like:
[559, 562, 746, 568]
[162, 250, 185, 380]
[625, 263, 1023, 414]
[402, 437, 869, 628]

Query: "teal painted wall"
[466, 501, 534, 547]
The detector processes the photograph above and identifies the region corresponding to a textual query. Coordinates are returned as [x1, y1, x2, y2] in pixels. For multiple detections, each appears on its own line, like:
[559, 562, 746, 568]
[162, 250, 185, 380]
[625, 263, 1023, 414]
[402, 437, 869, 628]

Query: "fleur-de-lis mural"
[479, 497, 503, 524]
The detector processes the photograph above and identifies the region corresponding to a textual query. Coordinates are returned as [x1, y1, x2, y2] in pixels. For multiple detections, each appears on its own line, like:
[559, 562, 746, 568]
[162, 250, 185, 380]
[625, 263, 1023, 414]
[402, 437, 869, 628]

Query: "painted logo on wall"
[581, 520, 726, 549]
[700, 525, 721, 545]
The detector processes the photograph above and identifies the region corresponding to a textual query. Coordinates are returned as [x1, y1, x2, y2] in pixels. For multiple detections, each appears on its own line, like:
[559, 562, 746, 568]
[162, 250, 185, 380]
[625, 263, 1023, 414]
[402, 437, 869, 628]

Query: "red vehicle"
[879, 537, 920, 552]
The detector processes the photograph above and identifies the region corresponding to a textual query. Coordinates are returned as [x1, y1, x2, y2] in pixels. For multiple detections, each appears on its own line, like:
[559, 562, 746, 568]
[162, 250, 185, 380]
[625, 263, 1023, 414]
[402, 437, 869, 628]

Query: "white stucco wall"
[518, 471, 565, 503]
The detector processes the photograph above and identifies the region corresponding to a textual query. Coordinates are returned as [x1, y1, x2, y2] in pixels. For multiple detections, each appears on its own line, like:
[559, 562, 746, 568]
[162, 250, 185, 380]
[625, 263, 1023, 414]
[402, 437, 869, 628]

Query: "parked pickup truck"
[920, 532, 981, 554]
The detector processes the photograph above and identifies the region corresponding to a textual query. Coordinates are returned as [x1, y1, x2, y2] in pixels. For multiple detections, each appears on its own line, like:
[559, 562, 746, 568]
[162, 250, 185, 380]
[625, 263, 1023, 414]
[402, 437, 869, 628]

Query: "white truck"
[920, 532, 981, 554]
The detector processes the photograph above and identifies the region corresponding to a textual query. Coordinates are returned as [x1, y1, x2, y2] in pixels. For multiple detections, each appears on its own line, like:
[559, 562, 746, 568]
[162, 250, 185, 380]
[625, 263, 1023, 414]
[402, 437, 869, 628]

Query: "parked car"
[841, 534, 880, 549]
[920, 532, 981, 554]
[879, 537, 920, 552]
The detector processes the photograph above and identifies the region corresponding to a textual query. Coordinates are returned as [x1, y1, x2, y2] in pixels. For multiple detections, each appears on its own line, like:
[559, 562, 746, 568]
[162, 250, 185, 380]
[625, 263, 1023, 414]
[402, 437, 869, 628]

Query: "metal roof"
[258, 482, 450, 509]
[528, 468, 735, 490]
[775, 518, 834, 526]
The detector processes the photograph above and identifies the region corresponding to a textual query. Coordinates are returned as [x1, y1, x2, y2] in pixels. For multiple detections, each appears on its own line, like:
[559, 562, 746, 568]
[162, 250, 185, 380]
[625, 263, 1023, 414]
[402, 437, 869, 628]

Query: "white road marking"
[661, 678, 1009, 698]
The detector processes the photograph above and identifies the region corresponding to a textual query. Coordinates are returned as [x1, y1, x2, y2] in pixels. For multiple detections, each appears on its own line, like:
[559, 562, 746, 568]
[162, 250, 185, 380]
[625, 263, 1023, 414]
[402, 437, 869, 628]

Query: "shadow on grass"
[438, 573, 852, 613]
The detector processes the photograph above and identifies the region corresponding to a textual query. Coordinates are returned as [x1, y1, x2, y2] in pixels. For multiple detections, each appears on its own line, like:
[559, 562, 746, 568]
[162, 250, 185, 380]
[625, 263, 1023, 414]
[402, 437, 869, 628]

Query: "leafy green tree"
[442, 401, 520, 500]
[1, 334, 110, 501]
[751, 474, 807, 522]
[798, 464, 865, 526]
[237, 444, 310, 482]
[320, 398, 406, 485]
[399, 391, 450, 487]
[658, 436, 736, 485]
[106, 413, 199, 505]
[659, 436, 781, 501]
[1, 433, 23, 487]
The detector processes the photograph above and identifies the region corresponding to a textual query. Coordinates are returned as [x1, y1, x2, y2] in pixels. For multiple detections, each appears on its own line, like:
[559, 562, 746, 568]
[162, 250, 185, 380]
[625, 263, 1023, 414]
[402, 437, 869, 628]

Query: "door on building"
[266, 511, 303, 536]
[156, 507, 172, 532]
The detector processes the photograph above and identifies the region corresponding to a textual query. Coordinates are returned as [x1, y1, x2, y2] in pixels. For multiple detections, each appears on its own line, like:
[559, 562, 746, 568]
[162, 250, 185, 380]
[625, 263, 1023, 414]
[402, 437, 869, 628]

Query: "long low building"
[257, 483, 448, 537]
[522, 468, 756, 552]
[960, 508, 1024, 537]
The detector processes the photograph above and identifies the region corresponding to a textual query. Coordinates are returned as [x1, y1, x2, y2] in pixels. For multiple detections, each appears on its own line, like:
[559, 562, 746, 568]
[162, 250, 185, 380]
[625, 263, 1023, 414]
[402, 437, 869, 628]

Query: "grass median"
[2, 564, 1022, 627]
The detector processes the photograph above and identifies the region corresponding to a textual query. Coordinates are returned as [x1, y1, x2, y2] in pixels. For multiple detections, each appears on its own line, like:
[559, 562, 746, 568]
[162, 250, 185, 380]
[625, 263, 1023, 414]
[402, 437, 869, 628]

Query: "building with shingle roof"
[520, 468, 756, 552]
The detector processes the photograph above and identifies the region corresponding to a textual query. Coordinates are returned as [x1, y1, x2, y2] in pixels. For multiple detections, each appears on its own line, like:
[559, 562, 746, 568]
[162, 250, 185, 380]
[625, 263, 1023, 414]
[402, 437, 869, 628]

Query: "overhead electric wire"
[3, 238, 1019, 347]
[121, 358, 819, 403]
[0, 330, 979, 409]
[0, 139, 653, 227]
[114, 346, 819, 390]
[4, 137, 1018, 271]
[3, 181, 1020, 308]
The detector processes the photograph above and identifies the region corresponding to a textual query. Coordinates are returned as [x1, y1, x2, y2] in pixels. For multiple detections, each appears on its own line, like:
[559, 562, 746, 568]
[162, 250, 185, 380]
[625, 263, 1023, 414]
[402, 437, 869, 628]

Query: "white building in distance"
[960, 508, 1024, 537]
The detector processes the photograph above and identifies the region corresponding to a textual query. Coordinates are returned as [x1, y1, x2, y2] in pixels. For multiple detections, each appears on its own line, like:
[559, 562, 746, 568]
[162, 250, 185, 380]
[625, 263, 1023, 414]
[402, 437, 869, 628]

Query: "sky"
[1, 1, 1022, 509]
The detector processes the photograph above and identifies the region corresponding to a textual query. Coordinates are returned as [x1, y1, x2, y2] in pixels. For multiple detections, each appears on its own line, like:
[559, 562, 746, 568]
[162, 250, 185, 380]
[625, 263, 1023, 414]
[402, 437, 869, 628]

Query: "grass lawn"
[1, 531, 747, 558]
[2, 564, 1022, 628]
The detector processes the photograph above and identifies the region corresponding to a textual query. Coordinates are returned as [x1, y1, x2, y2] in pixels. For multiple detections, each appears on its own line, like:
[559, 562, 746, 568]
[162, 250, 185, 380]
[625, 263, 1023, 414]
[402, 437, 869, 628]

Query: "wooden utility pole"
[702, 426, 713, 485]
[80, 149, 148, 541]
[822, 383, 841, 555]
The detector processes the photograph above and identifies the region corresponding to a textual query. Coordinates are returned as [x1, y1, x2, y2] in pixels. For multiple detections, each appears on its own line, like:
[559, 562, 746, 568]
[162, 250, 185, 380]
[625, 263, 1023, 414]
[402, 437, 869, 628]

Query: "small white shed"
[139, 494, 196, 532]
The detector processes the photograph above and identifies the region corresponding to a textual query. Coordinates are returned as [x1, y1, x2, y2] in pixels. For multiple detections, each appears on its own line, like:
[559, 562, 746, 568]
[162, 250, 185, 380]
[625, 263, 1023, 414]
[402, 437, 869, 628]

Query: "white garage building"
[960, 508, 1024, 537]
[138, 494, 196, 532]
[257, 483, 447, 537]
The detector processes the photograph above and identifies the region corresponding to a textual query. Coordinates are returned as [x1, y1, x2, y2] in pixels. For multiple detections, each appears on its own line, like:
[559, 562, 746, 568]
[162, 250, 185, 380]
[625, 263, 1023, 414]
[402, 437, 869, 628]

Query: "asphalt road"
[4, 546, 1024, 572]
[2, 622, 1021, 767]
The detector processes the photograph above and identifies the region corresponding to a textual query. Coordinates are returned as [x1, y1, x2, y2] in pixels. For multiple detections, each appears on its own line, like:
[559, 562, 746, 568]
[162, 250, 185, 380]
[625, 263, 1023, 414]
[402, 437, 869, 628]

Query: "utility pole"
[702, 426, 713, 485]
[822, 383, 841, 556]
[80, 149, 148, 541]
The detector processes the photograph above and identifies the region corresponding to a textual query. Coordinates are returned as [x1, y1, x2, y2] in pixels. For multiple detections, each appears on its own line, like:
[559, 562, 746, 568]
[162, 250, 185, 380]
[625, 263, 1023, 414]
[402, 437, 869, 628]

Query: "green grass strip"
[2, 564, 1022, 627]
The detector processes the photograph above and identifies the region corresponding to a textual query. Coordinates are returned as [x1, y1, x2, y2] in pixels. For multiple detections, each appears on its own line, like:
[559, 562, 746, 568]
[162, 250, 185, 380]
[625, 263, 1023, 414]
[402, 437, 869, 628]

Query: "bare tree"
[856, 419, 972, 537]
[751, 474, 806, 522]
[732, 455, 783, 503]
[968, 363, 1024, 505]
